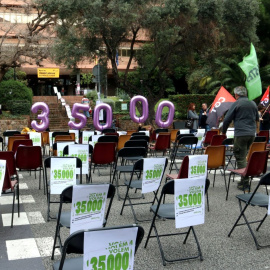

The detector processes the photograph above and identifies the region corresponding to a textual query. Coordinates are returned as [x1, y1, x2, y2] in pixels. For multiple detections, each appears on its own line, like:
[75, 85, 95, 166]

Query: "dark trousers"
[233, 136, 255, 169]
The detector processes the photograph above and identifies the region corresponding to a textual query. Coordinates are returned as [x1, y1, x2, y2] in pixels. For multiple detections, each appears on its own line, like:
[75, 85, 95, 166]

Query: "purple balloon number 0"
[129, 95, 149, 123]
[93, 103, 112, 131]
[31, 102, 50, 132]
[68, 103, 89, 130]
[155, 101, 175, 128]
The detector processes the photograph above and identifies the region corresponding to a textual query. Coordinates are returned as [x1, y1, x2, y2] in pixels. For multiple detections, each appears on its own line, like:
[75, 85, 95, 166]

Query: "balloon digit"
[31, 102, 50, 131]
[129, 95, 149, 123]
[93, 103, 113, 131]
[68, 103, 89, 130]
[155, 101, 175, 128]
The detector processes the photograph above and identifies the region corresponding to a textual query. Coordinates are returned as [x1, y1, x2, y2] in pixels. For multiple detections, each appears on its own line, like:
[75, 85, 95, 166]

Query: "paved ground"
[1, 151, 270, 270]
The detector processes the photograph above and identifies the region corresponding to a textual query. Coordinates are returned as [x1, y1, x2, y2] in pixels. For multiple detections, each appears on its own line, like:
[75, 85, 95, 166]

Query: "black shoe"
[237, 183, 250, 191]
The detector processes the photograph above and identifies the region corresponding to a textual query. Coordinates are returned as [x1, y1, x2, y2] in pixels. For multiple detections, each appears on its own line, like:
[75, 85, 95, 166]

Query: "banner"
[84, 227, 138, 270]
[260, 86, 269, 107]
[70, 184, 109, 234]
[82, 131, 95, 144]
[29, 132, 42, 147]
[238, 43, 262, 100]
[188, 155, 208, 179]
[0, 160, 6, 196]
[206, 86, 235, 128]
[50, 158, 76, 194]
[175, 177, 205, 228]
[68, 144, 89, 174]
[142, 158, 166, 194]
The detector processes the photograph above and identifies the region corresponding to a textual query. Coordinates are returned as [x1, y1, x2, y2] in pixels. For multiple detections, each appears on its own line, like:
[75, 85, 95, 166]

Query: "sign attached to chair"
[84, 227, 138, 270]
[50, 158, 76, 194]
[68, 144, 89, 174]
[57, 142, 75, 157]
[0, 160, 6, 196]
[174, 177, 205, 228]
[89, 135, 103, 147]
[188, 155, 208, 179]
[29, 132, 42, 146]
[82, 131, 95, 144]
[70, 184, 109, 234]
[142, 158, 166, 194]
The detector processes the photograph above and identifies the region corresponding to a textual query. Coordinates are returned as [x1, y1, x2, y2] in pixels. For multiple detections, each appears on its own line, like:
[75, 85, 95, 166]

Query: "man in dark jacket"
[222, 86, 259, 190]
[199, 103, 209, 131]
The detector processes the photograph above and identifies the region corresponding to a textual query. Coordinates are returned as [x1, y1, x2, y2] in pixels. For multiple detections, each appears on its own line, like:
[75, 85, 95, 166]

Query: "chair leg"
[11, 191, 15, 228]
[226, 173, 232, 200]
[206, 192, 210, 212]
[256, 213, 268, 232]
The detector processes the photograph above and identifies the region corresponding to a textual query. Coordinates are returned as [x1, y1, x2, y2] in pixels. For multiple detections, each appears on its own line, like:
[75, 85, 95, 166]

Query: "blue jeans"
[83, 110, 90, 118]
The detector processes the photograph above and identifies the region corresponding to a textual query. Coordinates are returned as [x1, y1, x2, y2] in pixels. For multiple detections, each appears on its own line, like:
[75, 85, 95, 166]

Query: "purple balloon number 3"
[68, 103, 89, 130]
[31, 102, 50, 132]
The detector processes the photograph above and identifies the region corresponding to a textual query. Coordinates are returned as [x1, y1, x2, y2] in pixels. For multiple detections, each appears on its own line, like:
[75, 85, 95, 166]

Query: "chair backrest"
[205, 145, 226, 169]
[132, 132, 145, 136]
[204, 130, 219, 144]
[124, 140, 148, 149]
[98, 135, 118, 143]
[117, 147, 147, 159]
[210, 129, 220, 135]
[117, 135, 131, 151]
[102, 128, 116, 134]
[222, 138, 234, 146]
[258, 130, 269, 142]
[15, 146, 42, 170]
[12, 139, 33, 153]
[52, 131, 70, 145]
[2, 164, 13, 192]
[177, 136, 198, 147]
[55, 135, 74, 143]
[0, 151, 17, 177]
[3, 131, 20, 137]
[14, 134, 30, 139]
[126, 130, 137, 135]
[246, 142, 266, 161]
[92, 142, 116, 164]
[57, 225, 144, 270]
[129, 135, 150, 143]
[104, 132, 119, 137]
[170, 129, 178, 142]
[210, 134, 227, 146]
[175, 133, 194, 143]
[254, 136, 267, 142]
[177, 155, 189, 178]
[41, 131, 50, 145]
[155, 128, 169, 134]
[7, 136, 27, 151]
[69, 133, 76, 141]
[154, 133, 171, 150]
[244, 150, 269, 177]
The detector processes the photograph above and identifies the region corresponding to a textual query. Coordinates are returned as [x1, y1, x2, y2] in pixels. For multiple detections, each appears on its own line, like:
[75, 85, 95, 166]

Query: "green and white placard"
[142, 158, 166, 194]
[226, 130, 234, 139]
[89, 135, 103, 148]
[188, 155, 208, 179]
[29, 132, 42, 146]
[0, 160, 6, 196]
[57, 141, 75, 157]
[50, 158, 76, 194]
[68, 144, 89, 174]
[139, 130, 150, 137]
[49, 132, 54, 147]
[70, 184, 109, 234]
[82, 131, 95, 144]
[69, 130, 79, 143]
[84, 227, 138, 270]
[117, 131, 127, 136]
[175, 177, 205, 228]
[179, 129, 190, 134]
[195, 132, 205, 148]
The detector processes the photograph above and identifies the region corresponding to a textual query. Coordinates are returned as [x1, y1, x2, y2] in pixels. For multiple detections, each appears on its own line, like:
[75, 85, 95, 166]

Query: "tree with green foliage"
[38, 0, 260, 123]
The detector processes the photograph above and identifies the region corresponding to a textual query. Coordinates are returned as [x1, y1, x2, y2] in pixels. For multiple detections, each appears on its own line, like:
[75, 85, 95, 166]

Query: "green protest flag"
[238, 43, 262, 100]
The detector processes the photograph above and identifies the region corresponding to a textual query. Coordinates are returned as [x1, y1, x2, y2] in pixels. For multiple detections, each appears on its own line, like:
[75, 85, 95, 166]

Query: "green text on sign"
[53, 169, 74, 179]
[75, 199, 103, 214]
[178, 192, 202, 207]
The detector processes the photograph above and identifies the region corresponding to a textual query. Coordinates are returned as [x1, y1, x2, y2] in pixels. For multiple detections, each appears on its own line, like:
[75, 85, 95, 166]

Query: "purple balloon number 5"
[31, 102, 50, 132]
[68, 103, 89, 130]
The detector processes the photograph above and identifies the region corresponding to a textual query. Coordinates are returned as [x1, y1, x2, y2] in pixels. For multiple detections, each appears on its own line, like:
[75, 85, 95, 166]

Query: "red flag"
[260, 86, 269, 107]
[207, 86, 236, 128]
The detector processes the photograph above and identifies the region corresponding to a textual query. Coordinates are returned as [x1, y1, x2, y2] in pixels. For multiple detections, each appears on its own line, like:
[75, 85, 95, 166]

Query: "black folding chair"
[254, 136, 267, 142]
[144, 178, 210, 266]
[53, 225, 144, 270]
[120, 158, 168, 223]
[228, 172, 270, 250]
[102, 128, 116, 133]
[169, 136, 198, 173]
[44, 157, 82, 221]
[130, 135, 150, 143]
[112, 147, 147, 199]
[51, 183, 116, 259]
[98, 135, 118, 143]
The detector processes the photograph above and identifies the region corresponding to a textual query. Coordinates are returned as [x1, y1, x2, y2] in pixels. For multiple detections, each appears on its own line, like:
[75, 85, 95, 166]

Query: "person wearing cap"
[222, 86, 259, 190]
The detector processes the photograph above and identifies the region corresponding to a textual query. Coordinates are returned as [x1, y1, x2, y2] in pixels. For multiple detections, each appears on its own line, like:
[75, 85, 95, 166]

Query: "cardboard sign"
[188, 155, 208, 179]
[0, 160, 6, 196]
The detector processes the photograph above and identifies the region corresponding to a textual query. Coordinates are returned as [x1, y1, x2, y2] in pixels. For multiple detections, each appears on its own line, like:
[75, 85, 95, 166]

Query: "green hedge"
[0, 80, 33, 110]
[115, 100, 130, 113]
[7, 100, 31, 115]
[169, 94, 215, 119]
[100, 99, 115, 111]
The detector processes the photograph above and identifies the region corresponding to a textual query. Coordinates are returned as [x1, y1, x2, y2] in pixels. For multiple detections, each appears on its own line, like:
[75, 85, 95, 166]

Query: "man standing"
[199, 103, 209, 131]
[222, 86, 259, 190]
[81, 95, 90, 118]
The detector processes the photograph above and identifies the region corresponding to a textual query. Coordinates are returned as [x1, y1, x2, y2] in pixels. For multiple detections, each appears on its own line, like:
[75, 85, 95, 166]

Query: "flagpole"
[261, 103, 270, 117]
